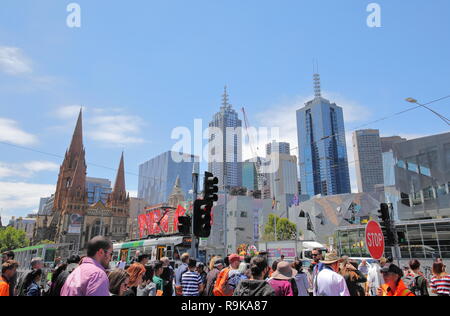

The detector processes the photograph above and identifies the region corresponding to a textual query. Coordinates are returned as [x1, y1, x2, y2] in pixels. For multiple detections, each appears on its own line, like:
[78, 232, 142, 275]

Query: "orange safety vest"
[381, 280, 415, 297]
[0, 276, 10, 297]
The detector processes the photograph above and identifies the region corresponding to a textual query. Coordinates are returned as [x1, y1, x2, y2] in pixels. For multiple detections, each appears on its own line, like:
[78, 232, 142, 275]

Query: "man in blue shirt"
[175, 253, 190, 296]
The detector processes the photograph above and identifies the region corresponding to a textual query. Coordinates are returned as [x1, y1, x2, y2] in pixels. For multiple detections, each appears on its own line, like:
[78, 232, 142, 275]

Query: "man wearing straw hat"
[315, 252, 350, 296]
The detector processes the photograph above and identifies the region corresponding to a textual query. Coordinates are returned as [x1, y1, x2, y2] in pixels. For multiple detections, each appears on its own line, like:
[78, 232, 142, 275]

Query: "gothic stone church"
[34, 110, 130, 251]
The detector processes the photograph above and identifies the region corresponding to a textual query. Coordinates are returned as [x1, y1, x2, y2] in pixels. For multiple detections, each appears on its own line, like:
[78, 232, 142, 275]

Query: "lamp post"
[405, 97, 449, 125]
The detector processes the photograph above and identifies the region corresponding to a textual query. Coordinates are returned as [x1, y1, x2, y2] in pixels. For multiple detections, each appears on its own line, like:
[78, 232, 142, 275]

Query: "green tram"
[12, 243, 72, 284]
[112, 236, 192, 269]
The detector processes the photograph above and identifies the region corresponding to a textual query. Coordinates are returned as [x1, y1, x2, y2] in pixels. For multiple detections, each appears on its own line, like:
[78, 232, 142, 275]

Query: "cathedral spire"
[68, 108, 84, 156]
[111, 152, 126, 202]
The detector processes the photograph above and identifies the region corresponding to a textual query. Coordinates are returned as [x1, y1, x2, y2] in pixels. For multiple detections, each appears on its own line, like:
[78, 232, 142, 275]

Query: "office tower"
[243, 160, 258, 191]
[296, 73, 351, 196]
[138, 151, 199, 205]
[266, 141, 291, 156]
[353, 129, 384, 193]
[208, 86, 243, 189]
[86, 177, 112, 205]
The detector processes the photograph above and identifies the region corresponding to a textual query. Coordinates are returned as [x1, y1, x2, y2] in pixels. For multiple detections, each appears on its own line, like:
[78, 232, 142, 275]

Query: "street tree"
[262, 214, 299, 242]
[0, 226, 30, 252]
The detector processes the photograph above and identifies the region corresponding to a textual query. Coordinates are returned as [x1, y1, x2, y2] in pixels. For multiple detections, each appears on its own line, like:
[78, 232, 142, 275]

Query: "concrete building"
[287, 192, 384, 245]
[381, 136, 407, 153]
[208, 86, 243, 189]
[383, 132, 450, 221]
[353, 129, 384, 193]
[9, 216, 36, 240]
[138, 151, 199, 205]
[205, 195, 272, 257]
[297, 74, 351, 197]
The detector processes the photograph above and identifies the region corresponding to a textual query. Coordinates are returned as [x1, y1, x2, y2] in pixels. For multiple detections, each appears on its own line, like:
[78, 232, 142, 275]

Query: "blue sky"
[0, 0, 449, 223]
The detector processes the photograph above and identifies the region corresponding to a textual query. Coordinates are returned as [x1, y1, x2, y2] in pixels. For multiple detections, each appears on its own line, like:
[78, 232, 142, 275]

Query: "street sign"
[365, 220, 385, 260]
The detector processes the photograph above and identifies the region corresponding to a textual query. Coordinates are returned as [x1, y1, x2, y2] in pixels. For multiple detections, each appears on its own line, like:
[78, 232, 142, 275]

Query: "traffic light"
[378, 203, 396, 246]
[193, 199, 212, 238]
[192, 172, 218, 238]
[397, 231, 407, 245]
[204, 172, 219, 202]
[177, 216, 191, 236]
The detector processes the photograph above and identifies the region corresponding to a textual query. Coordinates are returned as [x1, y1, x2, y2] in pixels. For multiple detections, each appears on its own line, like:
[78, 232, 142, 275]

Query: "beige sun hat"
[320, 252, 343, 265]
[271, 261, 298, 280]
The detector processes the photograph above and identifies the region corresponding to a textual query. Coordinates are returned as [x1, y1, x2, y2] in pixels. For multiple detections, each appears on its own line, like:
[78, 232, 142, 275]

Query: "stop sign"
[365, 220, 385, 260]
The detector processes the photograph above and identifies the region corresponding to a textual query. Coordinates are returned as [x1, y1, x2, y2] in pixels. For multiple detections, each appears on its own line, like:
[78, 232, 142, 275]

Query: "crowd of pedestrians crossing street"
[1, 236, 449, 297]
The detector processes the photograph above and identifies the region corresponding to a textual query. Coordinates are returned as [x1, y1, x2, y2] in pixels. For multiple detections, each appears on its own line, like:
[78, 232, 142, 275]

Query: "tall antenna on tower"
[313, 59, 321, 98]
[313, 73, 321, 98]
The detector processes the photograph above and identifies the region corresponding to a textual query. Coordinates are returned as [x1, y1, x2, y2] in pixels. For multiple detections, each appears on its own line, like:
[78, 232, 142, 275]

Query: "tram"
[112, 235, 192, 269]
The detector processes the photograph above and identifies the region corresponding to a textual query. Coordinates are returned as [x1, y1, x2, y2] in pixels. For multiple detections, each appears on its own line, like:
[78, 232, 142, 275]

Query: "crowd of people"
[1, 236, 449, 297]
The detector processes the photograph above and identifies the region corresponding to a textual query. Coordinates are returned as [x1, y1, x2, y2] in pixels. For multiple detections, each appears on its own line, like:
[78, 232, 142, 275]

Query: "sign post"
[365, 220, 385, 260]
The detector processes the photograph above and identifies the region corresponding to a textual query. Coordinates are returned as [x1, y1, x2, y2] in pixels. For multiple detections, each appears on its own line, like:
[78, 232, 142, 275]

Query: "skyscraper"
[208, 86, 243, 189]
[296, 74, 351, 197]
[242, 160, 258, 191]
[353, 129, 384, 193]
[138, 151, 199, 205]
[86, 177, 112, 205]
[266, 141, 291, 156]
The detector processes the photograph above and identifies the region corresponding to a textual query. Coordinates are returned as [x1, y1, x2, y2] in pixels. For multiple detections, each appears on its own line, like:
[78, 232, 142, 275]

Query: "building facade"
[86, 177, 112, 205]
[9, 216, 36, 240]
[266, 141, 291, 156]
[138, 151, 198, 206]
[242, 160, 258, 191]
[381, 136, 407, 153]
[296, 74, 351, 197]
[353, 129, 384, 193]
[383, 132, 450, 221]
[208, 87, 243, 189]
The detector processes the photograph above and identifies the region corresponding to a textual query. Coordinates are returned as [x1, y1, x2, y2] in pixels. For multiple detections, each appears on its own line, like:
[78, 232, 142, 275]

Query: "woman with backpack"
[404, 259, 429, 296]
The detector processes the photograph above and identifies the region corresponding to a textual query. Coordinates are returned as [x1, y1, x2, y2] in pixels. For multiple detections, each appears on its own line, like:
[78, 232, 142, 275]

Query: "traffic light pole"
[389, 204, 401, 267]
[191, 164, 199, 259]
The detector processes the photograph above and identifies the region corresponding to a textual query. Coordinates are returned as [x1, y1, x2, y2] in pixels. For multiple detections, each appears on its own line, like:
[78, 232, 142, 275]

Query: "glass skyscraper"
[138, 151, 199, 205]
[208, 86, 242, 189]
[86, 177, 112, 205]
[296, 74, 351, 197]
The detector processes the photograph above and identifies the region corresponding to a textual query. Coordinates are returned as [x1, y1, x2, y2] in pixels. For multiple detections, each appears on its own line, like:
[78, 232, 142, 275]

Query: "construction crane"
[241, 107, 266, 191]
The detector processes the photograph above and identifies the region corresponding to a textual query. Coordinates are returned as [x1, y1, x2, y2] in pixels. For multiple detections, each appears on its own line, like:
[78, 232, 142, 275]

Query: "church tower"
[107, 153, 130, 241]
[53, 109, 88, 243]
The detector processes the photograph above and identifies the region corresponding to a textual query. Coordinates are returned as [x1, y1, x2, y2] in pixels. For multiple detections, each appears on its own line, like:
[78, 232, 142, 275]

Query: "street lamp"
[405, 97, 450, 126]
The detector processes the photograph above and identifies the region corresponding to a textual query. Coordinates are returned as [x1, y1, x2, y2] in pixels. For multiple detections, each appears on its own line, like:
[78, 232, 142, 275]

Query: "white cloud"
[0, 182, 55, 211]
[88, 114, 146, 146]
[54, 105, 86, 120]
[0, 46, 32, 76]
[0, 161, 59, 179]
[53, 106, 146, 147]
[0, 117, 38, 145]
